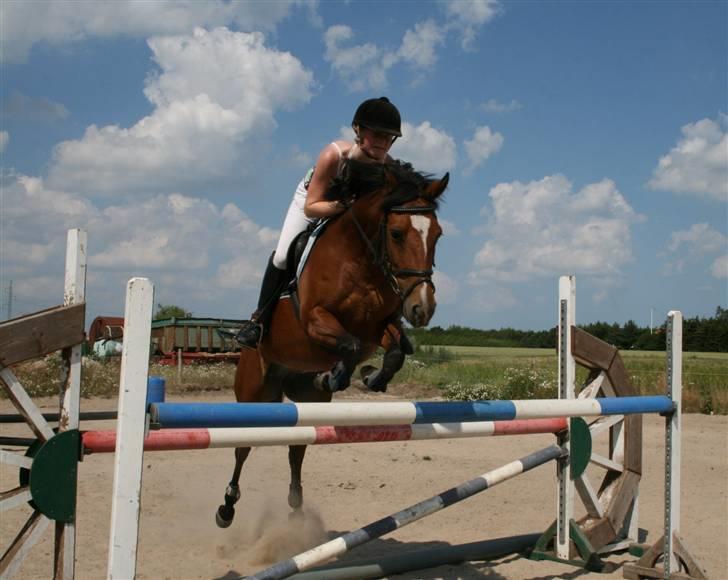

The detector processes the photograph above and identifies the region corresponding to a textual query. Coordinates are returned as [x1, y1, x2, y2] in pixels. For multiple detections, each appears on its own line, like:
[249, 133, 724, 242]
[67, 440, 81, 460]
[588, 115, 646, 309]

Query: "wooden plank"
[574, 473, 605, 518]
[0, 303, 85, 366]
[579, 516, 617, 552]
[107, 278, 154, 580]
[577, 368, 605, 399]
[54, 521, 76, 580]
[605, 470, 640, 533]
[588, 414, 623, 437]
[0, 367, 56, 441]
[0, 449, 33, 469]
[622, 413, 643, 475]
[0, 511, 51, 578]
[0, 486, 32, 512]
[623, 532, 708, 580]
[606, 354, 637, 397]
[590, 452, 624, 473]
[571, 327, 616, 371]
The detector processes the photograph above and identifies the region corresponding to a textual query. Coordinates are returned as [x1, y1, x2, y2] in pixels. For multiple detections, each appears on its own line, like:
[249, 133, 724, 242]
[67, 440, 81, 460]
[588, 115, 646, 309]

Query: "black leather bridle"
[347, 201, 438, 304]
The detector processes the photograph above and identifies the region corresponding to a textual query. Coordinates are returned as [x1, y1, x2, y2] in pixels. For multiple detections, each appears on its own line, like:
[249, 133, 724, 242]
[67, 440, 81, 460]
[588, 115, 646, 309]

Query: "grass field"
[9, 345, 728, 415]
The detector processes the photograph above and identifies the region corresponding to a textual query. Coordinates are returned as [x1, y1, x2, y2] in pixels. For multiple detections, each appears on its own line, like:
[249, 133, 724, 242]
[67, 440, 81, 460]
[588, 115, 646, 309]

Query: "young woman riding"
[235, 96, 403, 347]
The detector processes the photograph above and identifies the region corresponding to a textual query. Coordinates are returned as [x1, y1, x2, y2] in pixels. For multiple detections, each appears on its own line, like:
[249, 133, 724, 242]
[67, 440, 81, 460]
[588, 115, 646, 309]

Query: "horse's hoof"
[359, 365, 377, 382]
[313, 372, 333, 393]
[216, 505, 234, 528]
[288, 486, 303, 509]
[362, 368, 388, 392]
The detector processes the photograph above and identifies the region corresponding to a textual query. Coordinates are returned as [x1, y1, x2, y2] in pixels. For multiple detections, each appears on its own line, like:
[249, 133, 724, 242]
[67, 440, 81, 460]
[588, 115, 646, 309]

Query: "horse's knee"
[382, 347, 405, 374]
[336, 334, 361, 359]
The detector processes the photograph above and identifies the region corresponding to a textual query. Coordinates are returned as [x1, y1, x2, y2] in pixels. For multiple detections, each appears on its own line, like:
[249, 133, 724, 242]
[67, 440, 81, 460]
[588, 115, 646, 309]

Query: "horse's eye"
[390, 229, 405, 244]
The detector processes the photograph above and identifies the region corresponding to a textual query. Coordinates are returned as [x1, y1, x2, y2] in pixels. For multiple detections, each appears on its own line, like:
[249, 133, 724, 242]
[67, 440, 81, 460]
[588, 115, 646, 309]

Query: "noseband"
[348, 201, 438, 305]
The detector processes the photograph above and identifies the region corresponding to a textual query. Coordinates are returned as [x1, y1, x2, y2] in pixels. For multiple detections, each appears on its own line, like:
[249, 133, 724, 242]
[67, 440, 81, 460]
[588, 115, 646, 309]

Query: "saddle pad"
[294, 218, 330, 283]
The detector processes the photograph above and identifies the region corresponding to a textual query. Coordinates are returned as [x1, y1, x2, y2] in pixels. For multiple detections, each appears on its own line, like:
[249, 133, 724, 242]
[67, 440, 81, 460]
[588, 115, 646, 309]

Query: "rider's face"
[357, 126, 396, 161]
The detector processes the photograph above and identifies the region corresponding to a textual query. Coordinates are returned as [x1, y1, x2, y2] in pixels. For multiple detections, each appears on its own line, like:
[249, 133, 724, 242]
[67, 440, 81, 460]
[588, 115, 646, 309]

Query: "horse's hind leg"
[216, 446, 251, 528]
[288, 445, 306, 510]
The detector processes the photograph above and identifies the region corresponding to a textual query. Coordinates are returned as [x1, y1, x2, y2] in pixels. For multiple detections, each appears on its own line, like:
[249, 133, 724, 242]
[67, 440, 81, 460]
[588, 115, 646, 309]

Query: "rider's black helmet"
[352, 97, 402, 137]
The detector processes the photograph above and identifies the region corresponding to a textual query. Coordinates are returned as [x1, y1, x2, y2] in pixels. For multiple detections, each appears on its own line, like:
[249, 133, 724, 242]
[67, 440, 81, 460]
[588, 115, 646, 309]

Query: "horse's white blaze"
[410, 215, 431, 256]
[410, 215, 432, 312]
[419, 282, 429, 311]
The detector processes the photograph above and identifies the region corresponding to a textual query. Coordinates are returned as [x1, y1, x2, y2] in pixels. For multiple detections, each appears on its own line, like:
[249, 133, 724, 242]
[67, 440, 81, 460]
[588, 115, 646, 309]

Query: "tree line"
[409, 306, 728, 353]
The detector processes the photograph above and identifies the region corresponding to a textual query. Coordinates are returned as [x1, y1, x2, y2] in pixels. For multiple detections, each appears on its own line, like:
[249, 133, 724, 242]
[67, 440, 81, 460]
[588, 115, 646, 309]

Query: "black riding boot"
[235, 255, 288, 348]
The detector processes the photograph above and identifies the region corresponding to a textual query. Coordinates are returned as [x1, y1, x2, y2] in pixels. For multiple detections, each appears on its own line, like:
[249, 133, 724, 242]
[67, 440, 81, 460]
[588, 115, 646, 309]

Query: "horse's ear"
[425, 173, 449, 200]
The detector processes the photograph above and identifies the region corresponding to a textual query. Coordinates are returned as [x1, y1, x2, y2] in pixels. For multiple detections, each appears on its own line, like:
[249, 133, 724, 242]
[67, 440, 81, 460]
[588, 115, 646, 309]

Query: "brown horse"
[216, 160, 448, 527]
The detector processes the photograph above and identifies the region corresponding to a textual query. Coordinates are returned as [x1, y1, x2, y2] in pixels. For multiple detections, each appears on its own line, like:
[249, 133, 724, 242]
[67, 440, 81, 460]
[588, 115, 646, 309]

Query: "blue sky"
[1, 0, 726, 332]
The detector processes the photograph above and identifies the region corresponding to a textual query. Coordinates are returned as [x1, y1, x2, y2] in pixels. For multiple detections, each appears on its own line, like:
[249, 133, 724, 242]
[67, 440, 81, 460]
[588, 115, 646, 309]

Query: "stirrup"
[235, 321, 262, 348]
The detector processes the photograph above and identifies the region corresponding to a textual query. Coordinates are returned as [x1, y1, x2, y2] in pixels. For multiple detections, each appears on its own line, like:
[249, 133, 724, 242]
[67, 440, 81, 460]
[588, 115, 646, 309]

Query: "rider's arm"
[303, 144, 349, 219]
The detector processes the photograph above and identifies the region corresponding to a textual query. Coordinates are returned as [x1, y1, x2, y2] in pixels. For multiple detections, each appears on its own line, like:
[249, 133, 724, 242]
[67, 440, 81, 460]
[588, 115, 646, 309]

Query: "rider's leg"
[236, 189, 313, 347]
[235, 254, 288, 347]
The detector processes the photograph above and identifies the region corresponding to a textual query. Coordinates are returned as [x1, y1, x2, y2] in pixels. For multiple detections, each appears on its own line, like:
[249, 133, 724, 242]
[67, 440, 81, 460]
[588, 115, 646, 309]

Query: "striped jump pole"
[248, 444, 568, 580]
[82, 418, 568, 453]
[148, 395, 674, 430]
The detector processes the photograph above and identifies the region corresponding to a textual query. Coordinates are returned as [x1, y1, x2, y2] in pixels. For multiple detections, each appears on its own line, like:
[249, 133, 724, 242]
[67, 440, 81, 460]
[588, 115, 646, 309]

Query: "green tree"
[154, 304, 191, 320]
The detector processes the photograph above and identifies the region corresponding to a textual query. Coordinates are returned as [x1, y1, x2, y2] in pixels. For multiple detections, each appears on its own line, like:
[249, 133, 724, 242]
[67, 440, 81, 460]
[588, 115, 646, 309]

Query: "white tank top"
[302, 141, 352, 191]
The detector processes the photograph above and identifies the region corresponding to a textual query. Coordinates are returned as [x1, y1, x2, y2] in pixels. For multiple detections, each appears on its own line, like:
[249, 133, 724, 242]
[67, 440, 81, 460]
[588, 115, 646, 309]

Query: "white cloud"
[1, 0, 312, 63]
[470, 175, 642, 285]
[432, 270, 459, 305]
[397, 20, 445, 69]
[47, 27, 314, 197]
[324, 25, 391, 91]
[480, 98, 522, 113]
[0, 131, 8, 153]
[463, 125, 503, 174]
[648, 117, 728, 201]
[711, 255, 728, 279]
[391, 121, 457, 174]
[1, 171, 278, 315]
[324, 4, 496, 91]
[5, 92, 69, 120]
[667, 223, 726, 254]
[438, 219, 461, 236]
[663, 223, 727, 279]
[443, 0, 501, 50]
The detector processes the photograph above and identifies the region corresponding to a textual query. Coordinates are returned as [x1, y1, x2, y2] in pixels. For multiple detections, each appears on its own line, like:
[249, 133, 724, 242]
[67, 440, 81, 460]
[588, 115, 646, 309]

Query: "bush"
[442, 366, 556, 401]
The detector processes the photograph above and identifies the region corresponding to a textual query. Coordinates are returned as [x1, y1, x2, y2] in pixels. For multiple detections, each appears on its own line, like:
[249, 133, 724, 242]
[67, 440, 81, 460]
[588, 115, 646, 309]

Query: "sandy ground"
[1, 387, 726, 580]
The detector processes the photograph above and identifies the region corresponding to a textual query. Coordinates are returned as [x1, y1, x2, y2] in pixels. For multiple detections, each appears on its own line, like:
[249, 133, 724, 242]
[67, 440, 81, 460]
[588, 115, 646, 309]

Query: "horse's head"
[328, 159, 448, 327]
[378, 165, 448, 327]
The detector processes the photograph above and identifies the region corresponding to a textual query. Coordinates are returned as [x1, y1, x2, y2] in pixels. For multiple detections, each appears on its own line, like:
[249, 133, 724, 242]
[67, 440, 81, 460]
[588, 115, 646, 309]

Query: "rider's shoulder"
[317, 141, 352, 165]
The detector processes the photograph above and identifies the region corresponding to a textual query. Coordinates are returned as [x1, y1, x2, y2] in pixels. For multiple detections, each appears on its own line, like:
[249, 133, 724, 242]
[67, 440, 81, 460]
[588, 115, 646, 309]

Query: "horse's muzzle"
[403, 285, 436, 327]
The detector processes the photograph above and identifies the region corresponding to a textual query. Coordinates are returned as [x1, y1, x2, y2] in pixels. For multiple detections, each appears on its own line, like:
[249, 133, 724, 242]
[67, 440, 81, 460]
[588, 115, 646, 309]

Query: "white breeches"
[273, 180, 316, 270]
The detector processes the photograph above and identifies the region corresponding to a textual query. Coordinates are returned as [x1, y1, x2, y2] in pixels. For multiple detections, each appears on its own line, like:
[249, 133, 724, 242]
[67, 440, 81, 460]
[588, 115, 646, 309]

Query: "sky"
[1, 0, 726, 333]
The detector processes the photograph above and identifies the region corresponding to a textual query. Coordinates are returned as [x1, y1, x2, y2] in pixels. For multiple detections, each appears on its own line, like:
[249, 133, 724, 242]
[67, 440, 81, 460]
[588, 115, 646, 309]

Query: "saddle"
[281, 219, 332, 318]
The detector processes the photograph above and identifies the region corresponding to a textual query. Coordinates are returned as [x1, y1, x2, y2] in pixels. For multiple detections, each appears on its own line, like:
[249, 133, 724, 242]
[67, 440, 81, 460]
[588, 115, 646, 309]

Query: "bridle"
[347, 200, 438, 304]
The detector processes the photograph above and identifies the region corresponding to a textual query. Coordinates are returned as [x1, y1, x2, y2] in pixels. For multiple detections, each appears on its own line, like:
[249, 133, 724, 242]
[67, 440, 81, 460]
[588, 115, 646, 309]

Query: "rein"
[347, 201, 437, 305]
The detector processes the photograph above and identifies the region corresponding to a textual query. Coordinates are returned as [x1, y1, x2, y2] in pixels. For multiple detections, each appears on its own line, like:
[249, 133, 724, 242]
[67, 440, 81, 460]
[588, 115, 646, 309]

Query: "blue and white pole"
[249, 445, 566, 580]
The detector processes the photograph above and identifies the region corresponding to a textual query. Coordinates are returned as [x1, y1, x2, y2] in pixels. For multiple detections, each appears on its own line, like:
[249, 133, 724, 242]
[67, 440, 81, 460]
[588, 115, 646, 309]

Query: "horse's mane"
[325, 159, 440, 211]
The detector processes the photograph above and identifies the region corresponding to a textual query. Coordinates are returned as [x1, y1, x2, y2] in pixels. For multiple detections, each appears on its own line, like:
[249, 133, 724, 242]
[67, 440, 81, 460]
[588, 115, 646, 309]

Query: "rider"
[235, 96, 403, 347]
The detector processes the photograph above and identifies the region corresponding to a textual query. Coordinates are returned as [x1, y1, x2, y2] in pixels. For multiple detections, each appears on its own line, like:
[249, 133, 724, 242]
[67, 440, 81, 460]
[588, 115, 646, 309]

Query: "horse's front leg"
[306, 306, 361, 392]
[216, 446, 251, 528]
[360, 322, 407, 393]
[288, 445, 306, 512]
